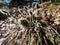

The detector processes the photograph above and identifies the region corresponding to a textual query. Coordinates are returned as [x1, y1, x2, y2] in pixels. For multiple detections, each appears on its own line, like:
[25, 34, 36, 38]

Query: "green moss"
[51, 0, 60, 4]
[21, 20, 29, 27]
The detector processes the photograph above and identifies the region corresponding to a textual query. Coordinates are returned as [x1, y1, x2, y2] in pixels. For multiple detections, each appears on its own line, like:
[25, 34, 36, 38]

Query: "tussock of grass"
[0, 2, 60, 45]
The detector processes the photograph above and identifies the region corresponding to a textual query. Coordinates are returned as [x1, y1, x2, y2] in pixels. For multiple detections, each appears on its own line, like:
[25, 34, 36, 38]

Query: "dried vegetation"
[0, 2, 60, 45]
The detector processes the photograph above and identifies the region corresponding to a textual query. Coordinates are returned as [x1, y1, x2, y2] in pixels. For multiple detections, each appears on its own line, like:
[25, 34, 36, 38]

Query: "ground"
[0, 2, 60, 45]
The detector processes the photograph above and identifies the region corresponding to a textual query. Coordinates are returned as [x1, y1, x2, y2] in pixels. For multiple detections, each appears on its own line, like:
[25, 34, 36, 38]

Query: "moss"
[51, 0, 60, 4]
[21, 20, 29, 27]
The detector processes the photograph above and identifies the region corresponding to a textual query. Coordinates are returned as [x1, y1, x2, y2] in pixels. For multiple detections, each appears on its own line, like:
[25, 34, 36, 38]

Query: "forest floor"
[0, 2, 60, 45]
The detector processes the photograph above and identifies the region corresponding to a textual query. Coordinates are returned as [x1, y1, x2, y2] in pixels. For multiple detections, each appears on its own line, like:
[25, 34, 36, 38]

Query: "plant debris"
[0, 1, 60, 45]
